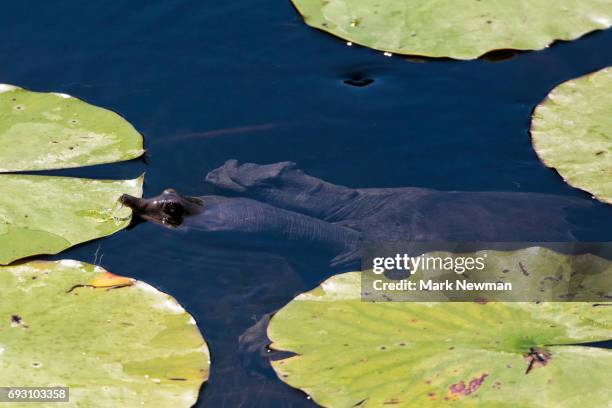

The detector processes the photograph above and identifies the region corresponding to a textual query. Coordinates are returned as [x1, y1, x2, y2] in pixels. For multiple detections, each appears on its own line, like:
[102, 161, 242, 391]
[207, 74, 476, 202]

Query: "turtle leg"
[206, 160, 357, 220]
[205, 159, 297, 193]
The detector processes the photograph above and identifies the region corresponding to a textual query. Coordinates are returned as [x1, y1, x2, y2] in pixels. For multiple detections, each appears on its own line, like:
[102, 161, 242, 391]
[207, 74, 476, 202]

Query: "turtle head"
[119, 189, 203, 228]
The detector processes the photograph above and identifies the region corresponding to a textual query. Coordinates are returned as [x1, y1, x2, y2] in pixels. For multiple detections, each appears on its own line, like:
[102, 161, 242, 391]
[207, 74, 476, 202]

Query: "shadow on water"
[2, 0, 612, 406]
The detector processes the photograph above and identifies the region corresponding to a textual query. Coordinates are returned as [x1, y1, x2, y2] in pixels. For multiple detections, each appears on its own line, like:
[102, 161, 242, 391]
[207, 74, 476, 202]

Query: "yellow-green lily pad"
[269, 251, 612, 407]
[0, 84, 146, 264]
[531, 67, 612, 204]
[0, 84, 144, 172]
[0, 260, 209, 407]
[290, 0, 612, 59]
[0, 175, 143, 265]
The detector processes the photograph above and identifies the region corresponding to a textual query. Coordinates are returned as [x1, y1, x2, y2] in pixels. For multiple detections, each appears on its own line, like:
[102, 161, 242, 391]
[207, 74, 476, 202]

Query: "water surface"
[1, 1, 611, 406]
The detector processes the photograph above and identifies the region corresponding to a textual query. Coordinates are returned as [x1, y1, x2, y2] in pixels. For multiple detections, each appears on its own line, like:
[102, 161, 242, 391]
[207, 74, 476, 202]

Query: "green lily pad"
[0, 84, 144, 172]
[0, 260, 209, 407]
[269, 254, 612, 406]
[0, 175, 143, 265]
[290, 0, 612, 59]
[0, 84, 146, 264]
[531, 67, 612, 204]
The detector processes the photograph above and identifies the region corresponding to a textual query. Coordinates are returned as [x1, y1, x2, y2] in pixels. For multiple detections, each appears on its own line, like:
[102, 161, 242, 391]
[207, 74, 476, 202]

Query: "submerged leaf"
[0, 260, 209, 407]
[531, 67, 612, 204]
[290, 0, 612, 59]
[0, 84, 144, 172]
[0, 175, 143, 265]
[269, 249, 612, 407]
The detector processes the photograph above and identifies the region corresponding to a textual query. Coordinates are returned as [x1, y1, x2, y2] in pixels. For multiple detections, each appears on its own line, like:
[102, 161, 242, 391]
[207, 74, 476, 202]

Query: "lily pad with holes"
[0, 84, 144, 172]
[0, 260, 210, 407]
[0, 84, 146, 264]
[290, 0, 612, 59]
[269, 265, 612, 406]
[531, 67, 612, 204]
[0, 175, 143, 265]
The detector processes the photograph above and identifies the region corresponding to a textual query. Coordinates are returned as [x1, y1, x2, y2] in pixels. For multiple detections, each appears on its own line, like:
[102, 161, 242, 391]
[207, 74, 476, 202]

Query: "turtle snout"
[118, 194, 144, 212]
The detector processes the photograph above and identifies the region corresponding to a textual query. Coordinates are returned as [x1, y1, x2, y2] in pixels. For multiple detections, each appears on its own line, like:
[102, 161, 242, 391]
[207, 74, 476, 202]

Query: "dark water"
[2, 1, 612, 406]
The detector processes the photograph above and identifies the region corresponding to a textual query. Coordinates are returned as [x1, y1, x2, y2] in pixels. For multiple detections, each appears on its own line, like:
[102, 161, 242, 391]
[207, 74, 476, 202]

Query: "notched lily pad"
[0, 175, 143, 265]
[0, 84, 144, 172]
[0, 260, 210, 407]
[290, 0, 612, 59]
[531, 67, 612, 204]
[269, 258, 612, 407]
